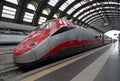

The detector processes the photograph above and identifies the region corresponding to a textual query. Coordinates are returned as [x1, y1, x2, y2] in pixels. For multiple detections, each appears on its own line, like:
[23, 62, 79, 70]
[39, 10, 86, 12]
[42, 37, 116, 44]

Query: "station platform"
[0, 45, 16, 53]
[9, 42, 120, 81]
[0, 45, 15, 64]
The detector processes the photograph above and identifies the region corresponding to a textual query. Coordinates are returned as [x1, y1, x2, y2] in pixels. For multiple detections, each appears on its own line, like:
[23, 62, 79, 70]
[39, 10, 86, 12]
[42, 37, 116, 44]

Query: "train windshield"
[38, 21, 55, 29]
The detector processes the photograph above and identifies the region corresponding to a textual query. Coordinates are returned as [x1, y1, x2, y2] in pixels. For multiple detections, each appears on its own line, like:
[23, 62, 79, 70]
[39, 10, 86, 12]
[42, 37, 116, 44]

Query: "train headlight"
[29, 42, 38, 48]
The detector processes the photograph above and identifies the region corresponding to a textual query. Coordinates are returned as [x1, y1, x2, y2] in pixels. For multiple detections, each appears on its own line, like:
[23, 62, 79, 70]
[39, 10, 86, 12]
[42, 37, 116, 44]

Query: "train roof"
[36, 19, 77, 30]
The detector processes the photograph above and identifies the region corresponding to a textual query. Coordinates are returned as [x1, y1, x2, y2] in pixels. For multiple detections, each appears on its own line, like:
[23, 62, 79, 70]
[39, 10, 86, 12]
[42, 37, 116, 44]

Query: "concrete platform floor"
[94, 42, 120, 81]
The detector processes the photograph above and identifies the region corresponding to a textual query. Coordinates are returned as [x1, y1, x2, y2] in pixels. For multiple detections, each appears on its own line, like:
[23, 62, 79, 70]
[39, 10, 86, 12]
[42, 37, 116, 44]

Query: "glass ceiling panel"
[2, 6, 16, 12]
[80, 9, 116, 21]
[38, 17, 47, 24]
[78, 11, 90, 19]
[85, 15, 100, 23]
[92, 3, 97, 6]
[48, 0, 59, 7]
[92, 2, 118, 6]
[107, 10, 117, 12]
[88, 17, 102, 24]
[5, 0, 18, 5]
[23, 12, 34, 22]
[80, 1, 87, 5]
[74, 2, 96, 18]
[42, 10, 49, 15]
[42, 8, 51, 15]
[59, 0, 75, 11]
[24, 12, 34, 19]
[73, 8, 86, 17]
[91, 2, 119, 11]
[67, 0, 94, 15]
[82, 13, 98, 21]
[67, 8, 74, 15]
[67, 3, 81, 15]
[64, 1, 118, 20]
[78, 5, 116, 20]
[73, 11, 80, 17]
[2, 13, 15, 19]
[59, 3, 67, 11]
[74, 3, 81, 9]
[66, 0, 75, 4]
[85, 6, 90, 9]
[23, 18, 32, 22]
[53, 14, 58, 18]
[2, 6, 16, 19]
[27, 4, 36, 11]
[104, 2, 118, 4]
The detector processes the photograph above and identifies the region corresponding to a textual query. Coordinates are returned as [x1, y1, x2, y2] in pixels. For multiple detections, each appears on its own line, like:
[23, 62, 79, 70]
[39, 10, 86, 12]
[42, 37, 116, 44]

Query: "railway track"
[0, 50, 24, 81]
[0, 63, 23, 81]
[0, 52, 13, 64]
[0, 46, 25, 81]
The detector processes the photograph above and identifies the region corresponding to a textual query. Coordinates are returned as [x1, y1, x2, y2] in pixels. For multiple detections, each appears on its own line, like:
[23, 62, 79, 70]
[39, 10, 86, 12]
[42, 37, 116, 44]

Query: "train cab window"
[37, 21, 55, 30]
[52, 26, 74, 36]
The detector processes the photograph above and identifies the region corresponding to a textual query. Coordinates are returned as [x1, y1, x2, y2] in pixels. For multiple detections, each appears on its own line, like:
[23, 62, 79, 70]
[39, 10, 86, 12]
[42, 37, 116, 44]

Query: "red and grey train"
[13, 19, 112, 69]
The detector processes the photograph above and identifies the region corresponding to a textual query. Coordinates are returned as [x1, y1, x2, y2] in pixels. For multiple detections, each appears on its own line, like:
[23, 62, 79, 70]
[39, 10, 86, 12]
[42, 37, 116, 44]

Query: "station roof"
[0, 0, 120, 33]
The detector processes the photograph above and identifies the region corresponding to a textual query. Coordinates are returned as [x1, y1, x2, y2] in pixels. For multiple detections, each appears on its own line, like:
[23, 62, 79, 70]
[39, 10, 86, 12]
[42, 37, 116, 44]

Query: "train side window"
[95, 35, 101, 39]
[52, 26, 74, 36]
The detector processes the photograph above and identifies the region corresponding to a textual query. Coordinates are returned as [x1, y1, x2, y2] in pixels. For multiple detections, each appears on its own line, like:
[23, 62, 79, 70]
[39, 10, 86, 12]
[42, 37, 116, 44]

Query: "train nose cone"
[14, 30, 51, 56]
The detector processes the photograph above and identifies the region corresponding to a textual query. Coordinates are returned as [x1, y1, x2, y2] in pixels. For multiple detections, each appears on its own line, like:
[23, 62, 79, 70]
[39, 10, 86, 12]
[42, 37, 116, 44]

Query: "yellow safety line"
[21, 46, 107, 81]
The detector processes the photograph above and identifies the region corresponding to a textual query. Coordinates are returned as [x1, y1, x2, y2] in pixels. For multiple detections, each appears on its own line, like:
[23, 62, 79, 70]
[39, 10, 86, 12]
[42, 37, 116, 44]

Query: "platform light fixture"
[103, 22, 109, 27]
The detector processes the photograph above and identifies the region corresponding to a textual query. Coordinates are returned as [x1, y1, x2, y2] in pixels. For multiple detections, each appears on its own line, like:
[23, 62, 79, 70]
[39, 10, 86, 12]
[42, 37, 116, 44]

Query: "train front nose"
[14, 41, 38, 56]
[13, 42, 38, 68]
[13, 40, 39, 64]
[13, 30, 50, 64]
[14, 30, 44, 56]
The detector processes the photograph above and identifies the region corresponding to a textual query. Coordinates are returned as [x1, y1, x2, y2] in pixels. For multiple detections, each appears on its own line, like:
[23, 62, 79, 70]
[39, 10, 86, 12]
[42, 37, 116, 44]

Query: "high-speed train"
[13, 19, 112, 69]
